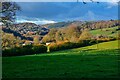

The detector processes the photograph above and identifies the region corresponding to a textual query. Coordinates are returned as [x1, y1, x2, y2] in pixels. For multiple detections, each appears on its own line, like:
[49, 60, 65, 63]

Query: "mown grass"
[2, 40, 120, 78]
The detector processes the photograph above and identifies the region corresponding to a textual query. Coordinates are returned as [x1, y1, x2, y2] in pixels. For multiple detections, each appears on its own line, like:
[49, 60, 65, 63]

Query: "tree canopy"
[0, 2, 20, 26]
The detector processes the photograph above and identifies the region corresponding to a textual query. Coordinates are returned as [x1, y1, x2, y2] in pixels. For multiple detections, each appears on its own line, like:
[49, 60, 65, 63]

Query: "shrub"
[22, 45, 33, 55]
[49, 41, 91, 52]
[49, 43, 59, 52]
[2, 45, 33, 56]
[2, 45, 47, 57]
[32, 45, 47, 53]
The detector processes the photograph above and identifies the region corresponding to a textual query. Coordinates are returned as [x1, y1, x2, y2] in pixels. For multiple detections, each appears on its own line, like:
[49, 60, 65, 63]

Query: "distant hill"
[2, 22, 49, 41]
[2, 27, 33, 41]
[82, 20, 119, 30]
[42, 20, 119, 30]
[9, 22, 49, 35]
[42, 21, 84, 28]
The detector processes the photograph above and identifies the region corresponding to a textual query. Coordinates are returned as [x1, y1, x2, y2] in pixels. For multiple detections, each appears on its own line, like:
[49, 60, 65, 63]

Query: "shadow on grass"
[2, 49, 119, 78]
[80, 49, 97, 52]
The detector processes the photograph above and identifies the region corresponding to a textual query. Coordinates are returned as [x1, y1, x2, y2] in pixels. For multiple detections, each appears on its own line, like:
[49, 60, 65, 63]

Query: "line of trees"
[42, 24, 93, 43]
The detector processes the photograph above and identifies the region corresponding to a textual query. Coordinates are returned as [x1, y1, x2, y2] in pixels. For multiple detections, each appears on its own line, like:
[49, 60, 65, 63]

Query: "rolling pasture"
[2, 40, 119, 78]
[90, 26, 119, 37]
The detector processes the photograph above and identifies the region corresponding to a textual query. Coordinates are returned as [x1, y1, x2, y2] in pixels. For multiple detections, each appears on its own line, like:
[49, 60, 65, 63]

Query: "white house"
[46, 43, 50, 46]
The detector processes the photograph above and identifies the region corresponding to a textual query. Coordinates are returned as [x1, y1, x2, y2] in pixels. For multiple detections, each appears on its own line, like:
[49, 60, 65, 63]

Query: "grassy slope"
[3, 40, 119, 78]
[90, 26, 119, 37]
[81, 40, 119, 50]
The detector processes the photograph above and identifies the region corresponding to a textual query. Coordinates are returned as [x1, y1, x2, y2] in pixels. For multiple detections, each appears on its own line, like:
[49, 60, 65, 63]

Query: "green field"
[2, 40, 120, 78]
[90, 26, 119, 37]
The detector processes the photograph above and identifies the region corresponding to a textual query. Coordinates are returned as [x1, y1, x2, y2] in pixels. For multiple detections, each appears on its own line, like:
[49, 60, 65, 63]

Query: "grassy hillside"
[3, 40, 119, 78]
[81, 40, 119, 50]
[90, 26, 119, 37]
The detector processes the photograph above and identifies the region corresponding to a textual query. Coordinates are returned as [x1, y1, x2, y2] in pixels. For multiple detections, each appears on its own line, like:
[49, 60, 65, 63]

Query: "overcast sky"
[16, 2, 118, 24]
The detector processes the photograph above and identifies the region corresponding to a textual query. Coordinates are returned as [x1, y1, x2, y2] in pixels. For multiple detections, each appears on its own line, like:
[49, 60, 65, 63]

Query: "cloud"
[108, 0, 119, 2]
[0, 22, 3, 25]
[101, 0, 119, 9]
[86, 11, 95, 20]
[54, 11, 96, 21]
[72, 10, 117, 21]
[106, 2, 118, 9]
[16, 19, 56, 25]
[77, 11, 96, 21]
[15, 2, 117, 22]
[16, 16, 57, 25]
